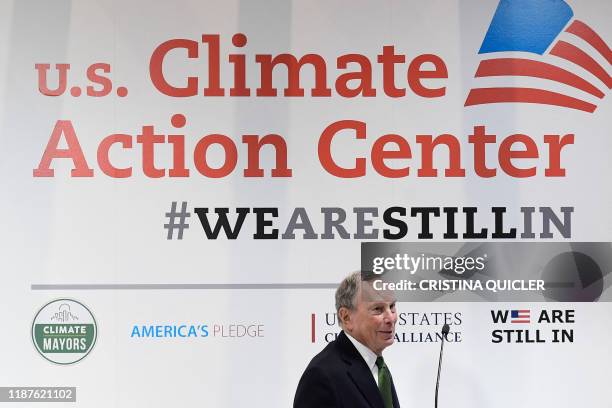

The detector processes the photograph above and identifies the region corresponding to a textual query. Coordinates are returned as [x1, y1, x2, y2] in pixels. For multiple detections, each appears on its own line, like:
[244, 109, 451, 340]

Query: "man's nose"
[383, 309, 397, 324]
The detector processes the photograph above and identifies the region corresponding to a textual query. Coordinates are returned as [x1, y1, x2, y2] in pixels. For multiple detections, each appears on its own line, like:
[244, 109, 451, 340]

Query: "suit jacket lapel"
[390, 367, 400, 408]
[336, 331, 384, 408]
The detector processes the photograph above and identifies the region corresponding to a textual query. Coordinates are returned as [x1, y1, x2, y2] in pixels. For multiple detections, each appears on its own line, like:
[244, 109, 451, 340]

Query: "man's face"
[342, 282, 397, 355]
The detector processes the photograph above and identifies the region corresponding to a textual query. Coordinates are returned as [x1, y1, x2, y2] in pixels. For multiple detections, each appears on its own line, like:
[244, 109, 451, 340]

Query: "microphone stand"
[435, 324, 449, 408]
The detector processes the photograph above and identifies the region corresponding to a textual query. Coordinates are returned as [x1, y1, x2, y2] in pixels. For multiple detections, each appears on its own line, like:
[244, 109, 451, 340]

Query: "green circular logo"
[32, 299, 97, 365]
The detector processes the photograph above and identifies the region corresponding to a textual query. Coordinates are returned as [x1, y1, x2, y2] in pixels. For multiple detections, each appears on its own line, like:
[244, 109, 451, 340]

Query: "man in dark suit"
[294, 272, 400, 408]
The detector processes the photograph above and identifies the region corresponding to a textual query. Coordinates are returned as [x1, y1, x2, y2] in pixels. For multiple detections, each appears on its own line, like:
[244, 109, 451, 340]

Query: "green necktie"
[375, 356, 394, 408]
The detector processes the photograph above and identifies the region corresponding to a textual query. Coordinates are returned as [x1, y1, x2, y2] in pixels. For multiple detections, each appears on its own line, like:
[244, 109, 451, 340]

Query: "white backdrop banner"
[1, 0, 610, 406]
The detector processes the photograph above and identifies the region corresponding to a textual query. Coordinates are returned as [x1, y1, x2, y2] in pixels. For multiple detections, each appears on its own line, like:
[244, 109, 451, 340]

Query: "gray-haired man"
[294, 272, 400, 408]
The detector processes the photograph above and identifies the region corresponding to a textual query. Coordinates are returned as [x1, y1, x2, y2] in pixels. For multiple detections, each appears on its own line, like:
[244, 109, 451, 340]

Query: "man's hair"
[335, 271, 362, 314]
[335, 272, 379, 327]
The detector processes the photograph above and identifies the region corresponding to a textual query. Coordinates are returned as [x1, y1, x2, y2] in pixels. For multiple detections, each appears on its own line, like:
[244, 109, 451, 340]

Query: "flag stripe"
[511, 320, 530, 323]
[474, 58, 604, 98]
[465, 87, 596, 112]
[550, 41, 612, 88]
[566, 20, 612, 65]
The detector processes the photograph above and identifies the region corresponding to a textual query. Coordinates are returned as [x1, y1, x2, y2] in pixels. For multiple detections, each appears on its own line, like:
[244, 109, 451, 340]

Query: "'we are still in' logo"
[466, 0, 611, 113]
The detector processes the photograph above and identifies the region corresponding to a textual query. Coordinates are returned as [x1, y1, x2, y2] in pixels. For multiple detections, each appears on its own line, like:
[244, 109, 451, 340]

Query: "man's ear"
[338, 307, 352, 330]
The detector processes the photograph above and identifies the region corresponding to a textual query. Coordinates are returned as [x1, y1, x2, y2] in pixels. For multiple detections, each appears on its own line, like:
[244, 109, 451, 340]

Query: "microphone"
[434, 324, 450, 408]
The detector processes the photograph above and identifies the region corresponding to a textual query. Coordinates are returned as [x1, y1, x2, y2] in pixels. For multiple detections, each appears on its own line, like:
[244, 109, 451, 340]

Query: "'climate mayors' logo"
[32, 299, 97, 365]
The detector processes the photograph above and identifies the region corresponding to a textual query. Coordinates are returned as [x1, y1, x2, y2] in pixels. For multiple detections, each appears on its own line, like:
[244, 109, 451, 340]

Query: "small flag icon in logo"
[511, 309, 531, 323]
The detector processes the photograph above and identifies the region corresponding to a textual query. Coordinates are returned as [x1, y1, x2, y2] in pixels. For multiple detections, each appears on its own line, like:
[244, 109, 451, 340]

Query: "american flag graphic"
[510, 309, 531, 323]
[465, 0, 611, 113]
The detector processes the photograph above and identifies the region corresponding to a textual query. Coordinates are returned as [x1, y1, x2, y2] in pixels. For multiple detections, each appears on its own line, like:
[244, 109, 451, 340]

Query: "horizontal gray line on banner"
[31, 283, 337, 290]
